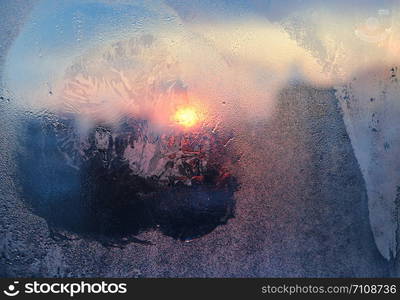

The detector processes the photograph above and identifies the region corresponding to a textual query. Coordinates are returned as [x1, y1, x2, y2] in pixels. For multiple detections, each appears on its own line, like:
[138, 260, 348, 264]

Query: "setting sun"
[173, 106, 200, 128]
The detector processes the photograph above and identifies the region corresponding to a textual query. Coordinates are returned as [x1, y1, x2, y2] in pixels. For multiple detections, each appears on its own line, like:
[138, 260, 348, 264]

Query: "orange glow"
[173, 106, 200, 128]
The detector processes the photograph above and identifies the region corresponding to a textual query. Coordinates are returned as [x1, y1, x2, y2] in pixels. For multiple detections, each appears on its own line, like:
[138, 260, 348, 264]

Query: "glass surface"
[1, 0, 399, 277]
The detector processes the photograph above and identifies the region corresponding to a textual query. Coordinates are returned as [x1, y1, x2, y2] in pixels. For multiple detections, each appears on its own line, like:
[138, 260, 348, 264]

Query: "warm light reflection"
[173, 106, 200, 128]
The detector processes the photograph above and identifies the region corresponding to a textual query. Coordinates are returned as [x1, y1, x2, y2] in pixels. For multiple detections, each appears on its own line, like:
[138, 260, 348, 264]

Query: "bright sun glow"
[173, 106, 199, 128]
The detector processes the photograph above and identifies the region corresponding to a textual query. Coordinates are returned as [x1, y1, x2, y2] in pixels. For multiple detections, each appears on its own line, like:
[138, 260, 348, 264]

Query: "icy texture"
[17, 113, 236, 241]
[58, 35, 183, 125]
[335, 68, 400, 260]
[281, 6, 400, 260]
[2, 0, 398, 277]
